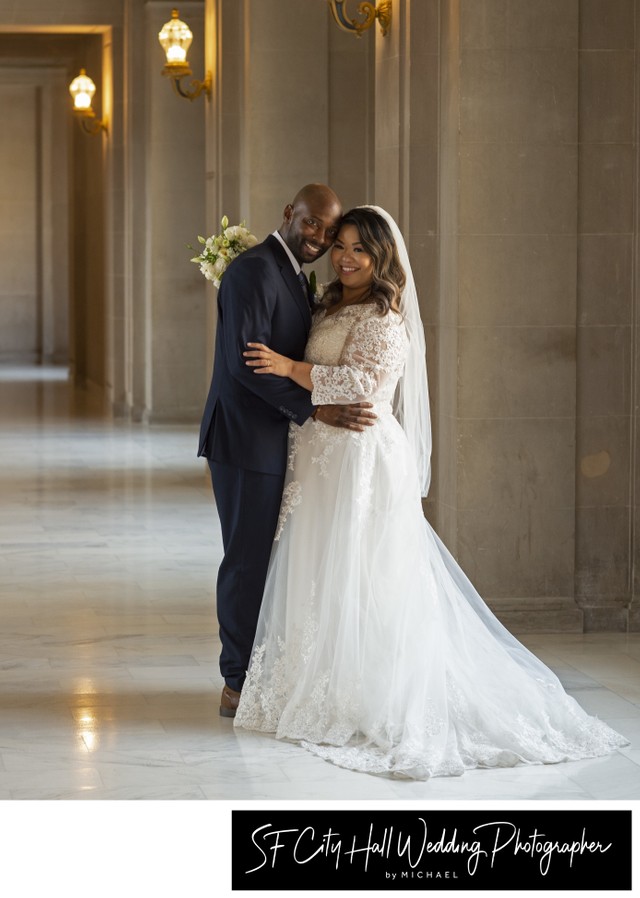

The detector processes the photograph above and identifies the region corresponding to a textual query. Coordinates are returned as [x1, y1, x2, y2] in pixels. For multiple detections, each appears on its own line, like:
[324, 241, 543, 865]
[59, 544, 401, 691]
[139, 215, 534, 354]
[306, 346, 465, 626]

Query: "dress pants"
[208, 459, 285, 693]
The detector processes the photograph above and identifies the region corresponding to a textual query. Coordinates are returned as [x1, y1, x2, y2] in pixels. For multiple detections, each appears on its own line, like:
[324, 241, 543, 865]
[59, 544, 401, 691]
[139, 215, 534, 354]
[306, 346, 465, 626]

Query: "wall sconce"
[159, 8, 211, 101]
[69, 69, 108, 134]
[327, 0, 392, 37]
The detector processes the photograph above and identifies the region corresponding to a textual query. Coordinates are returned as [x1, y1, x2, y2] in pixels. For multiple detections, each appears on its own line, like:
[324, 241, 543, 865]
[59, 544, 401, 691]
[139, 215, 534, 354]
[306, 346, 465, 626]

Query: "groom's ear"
[282, 204, 293, 223]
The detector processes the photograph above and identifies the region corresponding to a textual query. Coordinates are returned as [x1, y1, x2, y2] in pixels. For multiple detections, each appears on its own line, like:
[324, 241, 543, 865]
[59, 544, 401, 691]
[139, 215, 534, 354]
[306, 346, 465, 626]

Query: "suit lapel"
[265, 235, 312, 331]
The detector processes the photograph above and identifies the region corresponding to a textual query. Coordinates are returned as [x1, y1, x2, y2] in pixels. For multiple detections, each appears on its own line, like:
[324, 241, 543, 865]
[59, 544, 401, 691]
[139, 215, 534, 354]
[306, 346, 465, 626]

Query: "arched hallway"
[1, 365, 640, 801]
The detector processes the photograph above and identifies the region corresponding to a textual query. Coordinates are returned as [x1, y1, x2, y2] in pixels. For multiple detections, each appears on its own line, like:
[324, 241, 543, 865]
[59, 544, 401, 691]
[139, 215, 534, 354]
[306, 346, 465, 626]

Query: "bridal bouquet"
[190, 215, 258, 288]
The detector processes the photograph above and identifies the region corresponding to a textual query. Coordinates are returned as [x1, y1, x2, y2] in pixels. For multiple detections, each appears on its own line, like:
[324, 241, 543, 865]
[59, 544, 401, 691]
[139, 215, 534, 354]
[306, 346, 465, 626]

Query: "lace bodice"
[306, 305, 408, 408]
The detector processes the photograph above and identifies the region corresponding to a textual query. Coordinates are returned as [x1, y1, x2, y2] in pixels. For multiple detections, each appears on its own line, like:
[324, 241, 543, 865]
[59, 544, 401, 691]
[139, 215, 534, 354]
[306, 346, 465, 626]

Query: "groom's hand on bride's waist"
[312, 403, 377, 432]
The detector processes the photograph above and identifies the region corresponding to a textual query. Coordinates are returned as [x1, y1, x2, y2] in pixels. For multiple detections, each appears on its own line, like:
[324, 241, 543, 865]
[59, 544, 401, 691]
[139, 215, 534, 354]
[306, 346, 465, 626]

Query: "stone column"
[70, 34, 108, 389]
[436, 0, 583, 631]
[576, 0, 637, 630]
[144, 0, 207, 422]
[328, 20, 372, 211]
[406, 0, 440, 524]
[635, 0, 640, 631]
[370, 0, 440, 520]
[41, 68, 71, 364]
[436, 0, 460, 546]
[123, 0, 150, 418]
[0, 65, 69, 365]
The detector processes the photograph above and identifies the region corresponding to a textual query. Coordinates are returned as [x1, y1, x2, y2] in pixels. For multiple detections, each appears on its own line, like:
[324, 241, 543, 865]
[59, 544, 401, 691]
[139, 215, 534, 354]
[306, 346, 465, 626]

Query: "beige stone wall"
[201, 0, 371, 384]
[206, 0, 370, 264]
[0, 0, 637, 629]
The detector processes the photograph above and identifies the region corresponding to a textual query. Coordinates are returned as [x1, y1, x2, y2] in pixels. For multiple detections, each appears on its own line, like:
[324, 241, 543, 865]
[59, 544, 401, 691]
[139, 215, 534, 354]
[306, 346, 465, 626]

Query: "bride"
[234, 205, 627, 779]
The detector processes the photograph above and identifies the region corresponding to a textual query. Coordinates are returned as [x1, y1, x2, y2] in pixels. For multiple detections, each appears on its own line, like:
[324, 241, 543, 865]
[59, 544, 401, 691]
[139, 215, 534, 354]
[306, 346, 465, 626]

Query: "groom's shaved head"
[291, 183, 342, 213]
[280, 183, 343, 265]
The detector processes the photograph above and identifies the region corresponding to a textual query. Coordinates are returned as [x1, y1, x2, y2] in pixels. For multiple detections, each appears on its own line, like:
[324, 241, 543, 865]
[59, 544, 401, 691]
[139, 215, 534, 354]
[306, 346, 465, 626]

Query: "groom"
[198, 184, 376, 717]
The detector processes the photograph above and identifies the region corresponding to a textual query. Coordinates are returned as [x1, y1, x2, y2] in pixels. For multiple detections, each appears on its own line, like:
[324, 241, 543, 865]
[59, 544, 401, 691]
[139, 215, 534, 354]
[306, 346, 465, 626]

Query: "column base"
[489, 596, 584, 633]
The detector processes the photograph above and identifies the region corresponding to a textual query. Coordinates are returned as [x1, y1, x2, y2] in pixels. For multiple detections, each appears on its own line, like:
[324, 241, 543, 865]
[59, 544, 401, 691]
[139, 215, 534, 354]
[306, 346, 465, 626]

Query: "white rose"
[201, 261, 217, 282]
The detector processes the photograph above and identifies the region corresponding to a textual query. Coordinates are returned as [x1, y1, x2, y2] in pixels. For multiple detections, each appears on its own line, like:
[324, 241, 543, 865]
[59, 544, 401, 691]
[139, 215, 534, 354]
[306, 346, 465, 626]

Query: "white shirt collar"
[272, 230, 301, 275]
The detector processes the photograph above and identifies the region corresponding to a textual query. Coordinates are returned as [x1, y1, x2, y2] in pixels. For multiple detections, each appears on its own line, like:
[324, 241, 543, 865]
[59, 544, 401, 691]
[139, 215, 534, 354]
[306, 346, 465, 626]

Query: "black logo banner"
[231, 809, 631, 891]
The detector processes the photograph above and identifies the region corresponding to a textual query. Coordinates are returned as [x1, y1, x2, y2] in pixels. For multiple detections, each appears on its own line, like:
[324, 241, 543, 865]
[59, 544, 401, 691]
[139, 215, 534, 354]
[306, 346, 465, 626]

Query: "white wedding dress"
[234, 303, 627, 779]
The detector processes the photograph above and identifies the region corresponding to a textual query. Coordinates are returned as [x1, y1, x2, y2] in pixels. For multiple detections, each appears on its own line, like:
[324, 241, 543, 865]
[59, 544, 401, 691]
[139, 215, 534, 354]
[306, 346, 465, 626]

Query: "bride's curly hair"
[320, 207, 406, 315]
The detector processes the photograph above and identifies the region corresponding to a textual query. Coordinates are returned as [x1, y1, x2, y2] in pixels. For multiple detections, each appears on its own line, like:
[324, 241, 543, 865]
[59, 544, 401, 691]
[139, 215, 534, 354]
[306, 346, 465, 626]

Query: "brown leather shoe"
[220, 684, 241, 718]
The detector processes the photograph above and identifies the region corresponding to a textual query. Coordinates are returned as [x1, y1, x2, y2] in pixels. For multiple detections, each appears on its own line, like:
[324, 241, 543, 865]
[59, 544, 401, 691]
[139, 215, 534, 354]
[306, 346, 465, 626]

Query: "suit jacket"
[198, 234, 316, 475]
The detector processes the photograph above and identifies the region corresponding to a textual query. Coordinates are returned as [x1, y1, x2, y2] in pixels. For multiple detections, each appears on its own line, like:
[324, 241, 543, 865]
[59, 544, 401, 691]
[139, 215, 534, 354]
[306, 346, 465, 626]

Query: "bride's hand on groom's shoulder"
[314, 403, 377, 432]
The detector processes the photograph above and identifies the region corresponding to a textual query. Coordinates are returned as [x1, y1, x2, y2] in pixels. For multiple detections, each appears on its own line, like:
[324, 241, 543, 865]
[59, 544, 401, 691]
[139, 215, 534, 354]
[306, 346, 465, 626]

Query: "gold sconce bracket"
[161, 64, 212, 101]
[328, 0, 392, 37]
[74, 109, 108, 135]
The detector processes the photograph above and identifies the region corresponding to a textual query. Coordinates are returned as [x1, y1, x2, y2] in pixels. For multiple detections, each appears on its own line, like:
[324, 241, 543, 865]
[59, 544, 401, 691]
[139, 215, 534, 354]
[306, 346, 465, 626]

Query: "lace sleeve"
[310, 311, 408, 405]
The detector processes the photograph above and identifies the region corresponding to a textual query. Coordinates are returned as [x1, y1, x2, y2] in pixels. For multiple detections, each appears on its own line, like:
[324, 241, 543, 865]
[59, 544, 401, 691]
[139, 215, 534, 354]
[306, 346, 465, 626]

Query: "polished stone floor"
[1, 365, 640, 803]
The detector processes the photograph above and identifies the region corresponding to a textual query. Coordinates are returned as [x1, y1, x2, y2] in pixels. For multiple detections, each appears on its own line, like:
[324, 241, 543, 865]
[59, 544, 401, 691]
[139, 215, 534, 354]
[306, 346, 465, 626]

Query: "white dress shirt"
[272, 230, 302, 276]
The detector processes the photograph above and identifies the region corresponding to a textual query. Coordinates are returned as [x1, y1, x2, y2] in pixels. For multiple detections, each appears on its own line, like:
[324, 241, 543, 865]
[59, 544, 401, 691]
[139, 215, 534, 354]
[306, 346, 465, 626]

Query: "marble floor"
[1, 365, 640, 805]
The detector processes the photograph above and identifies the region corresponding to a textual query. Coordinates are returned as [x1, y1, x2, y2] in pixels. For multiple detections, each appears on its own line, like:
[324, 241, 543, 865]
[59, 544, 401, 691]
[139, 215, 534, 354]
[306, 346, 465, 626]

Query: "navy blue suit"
[198, 234, 315, 691]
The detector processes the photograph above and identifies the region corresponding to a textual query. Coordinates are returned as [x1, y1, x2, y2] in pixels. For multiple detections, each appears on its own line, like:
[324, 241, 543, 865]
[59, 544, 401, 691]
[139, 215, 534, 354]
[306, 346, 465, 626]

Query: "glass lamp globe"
[69, 69, 96, 112]
[159, 8, 193, 66]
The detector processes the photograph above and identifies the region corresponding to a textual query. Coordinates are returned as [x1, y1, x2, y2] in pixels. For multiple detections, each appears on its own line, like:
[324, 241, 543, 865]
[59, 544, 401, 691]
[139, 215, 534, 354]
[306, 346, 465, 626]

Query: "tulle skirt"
[234, 412, 627, 779]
